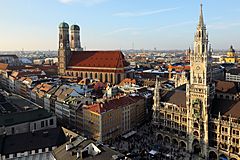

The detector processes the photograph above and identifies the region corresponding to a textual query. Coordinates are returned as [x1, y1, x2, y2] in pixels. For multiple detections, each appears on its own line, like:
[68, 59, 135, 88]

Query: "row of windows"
[233, 129, 240, 136]
[221, 135, 240, 144]
[163, 120, 187, 131]
[164, 104, 187, 113]
[232, 138, 240, 144]
[4, 147, 53, 159]
[226, 76, 240, 79]
[221, 127, 240, 136]
[222, 127, 228, 133]
[160, 113, 187, 123]
[39, 119, 54, 129]
[66, 71, 122, 83]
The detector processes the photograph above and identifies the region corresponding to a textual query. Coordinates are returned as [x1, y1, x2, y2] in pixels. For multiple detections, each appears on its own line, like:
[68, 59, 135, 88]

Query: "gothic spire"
[198, 2, 204, 27]
[154, 76, 159, 98]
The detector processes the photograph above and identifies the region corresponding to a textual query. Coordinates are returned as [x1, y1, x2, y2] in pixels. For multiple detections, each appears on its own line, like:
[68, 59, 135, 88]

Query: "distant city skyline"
[0, 0, 240, 51]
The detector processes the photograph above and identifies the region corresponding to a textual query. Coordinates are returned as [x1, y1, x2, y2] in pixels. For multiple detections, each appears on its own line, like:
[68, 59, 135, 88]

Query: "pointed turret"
[153, 76, 161, 124]
[153, 76, 160, 108]
[198, 3, 204, 27]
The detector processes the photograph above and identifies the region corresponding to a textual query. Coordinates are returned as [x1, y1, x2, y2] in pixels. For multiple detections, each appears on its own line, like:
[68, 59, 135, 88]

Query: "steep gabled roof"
[68, 51, 129, 69]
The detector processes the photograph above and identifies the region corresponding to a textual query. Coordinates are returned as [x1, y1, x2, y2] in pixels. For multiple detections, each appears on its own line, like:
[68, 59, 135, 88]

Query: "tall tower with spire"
[186, 2, 214, 158]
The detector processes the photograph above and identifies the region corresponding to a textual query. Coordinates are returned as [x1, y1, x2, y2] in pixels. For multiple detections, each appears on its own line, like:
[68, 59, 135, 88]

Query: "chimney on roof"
[66, 143, 73, 151]
[77, 151, 81, 158]
[100, 103, 104, 108]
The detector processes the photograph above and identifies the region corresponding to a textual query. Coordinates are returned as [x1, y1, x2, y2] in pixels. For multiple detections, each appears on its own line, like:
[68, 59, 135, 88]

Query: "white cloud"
[59, 0, 108, 6]
[113, 7, 179, 17]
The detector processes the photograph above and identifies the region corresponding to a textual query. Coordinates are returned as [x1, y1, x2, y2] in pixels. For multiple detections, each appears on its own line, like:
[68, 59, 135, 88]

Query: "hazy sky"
[0, 0, 240, 51]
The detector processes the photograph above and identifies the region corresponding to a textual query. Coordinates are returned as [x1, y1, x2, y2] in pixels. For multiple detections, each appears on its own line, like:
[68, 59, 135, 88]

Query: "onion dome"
[59, 22, 69, 29]
[71, 25, 80, 30]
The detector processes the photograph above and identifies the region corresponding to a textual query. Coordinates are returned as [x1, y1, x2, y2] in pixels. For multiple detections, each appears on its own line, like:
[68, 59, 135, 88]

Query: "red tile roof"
[85, 96, 144, 114]
[67, 68, 125, 73]
[119, 78, 136, 86]
[68, 51, 129, 69]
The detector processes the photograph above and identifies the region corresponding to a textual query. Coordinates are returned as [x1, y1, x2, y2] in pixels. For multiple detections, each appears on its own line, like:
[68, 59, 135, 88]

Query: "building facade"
[153, 4, 240, 160]
[83, 95, 145, 142]
[58, 23, 131, 84]
[226, 68, 240, 82]
[0, 109, 56, 136]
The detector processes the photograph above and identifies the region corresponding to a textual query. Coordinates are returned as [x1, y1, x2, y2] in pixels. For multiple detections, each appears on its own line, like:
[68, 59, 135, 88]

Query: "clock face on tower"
[60, 43, 63, 48]
[195, 65, 201, 71]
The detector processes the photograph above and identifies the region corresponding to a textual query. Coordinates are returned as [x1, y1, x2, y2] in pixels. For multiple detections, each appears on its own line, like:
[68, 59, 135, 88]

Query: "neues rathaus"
[153, 3, 240, 160]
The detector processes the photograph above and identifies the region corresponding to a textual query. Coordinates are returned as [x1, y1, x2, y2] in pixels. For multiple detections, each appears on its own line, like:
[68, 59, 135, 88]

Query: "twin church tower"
[59, 22, 83, 51]
[58, 22, 83, 75]
[57, 22, 129, 84]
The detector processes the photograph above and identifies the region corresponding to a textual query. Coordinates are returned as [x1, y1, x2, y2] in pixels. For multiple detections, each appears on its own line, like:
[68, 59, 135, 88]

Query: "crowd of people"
[109, 122, 190, 160]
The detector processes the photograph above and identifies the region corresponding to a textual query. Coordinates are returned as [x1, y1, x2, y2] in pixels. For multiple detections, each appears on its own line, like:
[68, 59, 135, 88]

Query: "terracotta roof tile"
[119, 78, 136, 86]
[68, 51, 129, 69]
[85, 96, 143, 114]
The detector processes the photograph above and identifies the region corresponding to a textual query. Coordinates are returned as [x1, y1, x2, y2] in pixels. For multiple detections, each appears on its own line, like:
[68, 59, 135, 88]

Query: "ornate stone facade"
[153, 4, 240, 160]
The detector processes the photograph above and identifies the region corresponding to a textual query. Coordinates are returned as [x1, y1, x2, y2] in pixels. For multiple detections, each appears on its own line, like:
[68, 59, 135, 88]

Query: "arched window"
[117, 74, 121, 84]
[76, 72, 78, 77]
[95, 73, 98, 79]
[100, 73, 103, 81]
[194, 122, 199, 128]
[193, 131, 199, 136]
[110, 74, 113, 83]
[80, 72, 83, 78]
[85, 72, 88, 78]
[90, 73, 92, 79]
[194, 76, 197, 83]
[105, 74, 108, 82]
